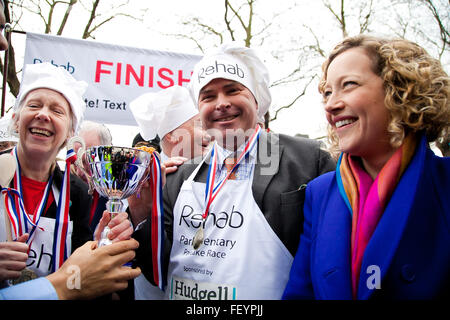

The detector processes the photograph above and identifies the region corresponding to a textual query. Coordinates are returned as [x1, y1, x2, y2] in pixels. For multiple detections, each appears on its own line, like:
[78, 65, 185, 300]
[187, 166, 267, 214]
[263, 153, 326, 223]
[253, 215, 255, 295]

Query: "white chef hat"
[129, 85, 199, 140]
[0, 116, 18, 143]
[14, 62, 88, 134]
[189, 42, 271, 119]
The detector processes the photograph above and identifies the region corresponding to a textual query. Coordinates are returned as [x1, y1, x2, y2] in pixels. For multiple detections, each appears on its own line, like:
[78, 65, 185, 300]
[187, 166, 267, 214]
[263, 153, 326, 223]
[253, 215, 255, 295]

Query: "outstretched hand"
[0, 234, 29, 282]
[47, 238, 141, 300]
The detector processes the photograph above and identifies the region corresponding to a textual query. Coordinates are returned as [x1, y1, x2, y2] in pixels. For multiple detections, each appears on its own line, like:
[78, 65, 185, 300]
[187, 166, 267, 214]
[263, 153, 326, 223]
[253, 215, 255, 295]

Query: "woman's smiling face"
[323, 47, 394, 159]
[14, 88, 73, 159]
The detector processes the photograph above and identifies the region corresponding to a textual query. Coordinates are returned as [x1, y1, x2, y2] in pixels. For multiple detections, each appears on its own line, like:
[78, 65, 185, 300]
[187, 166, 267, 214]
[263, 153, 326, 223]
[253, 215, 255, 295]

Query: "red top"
[21, 175, 54, 218]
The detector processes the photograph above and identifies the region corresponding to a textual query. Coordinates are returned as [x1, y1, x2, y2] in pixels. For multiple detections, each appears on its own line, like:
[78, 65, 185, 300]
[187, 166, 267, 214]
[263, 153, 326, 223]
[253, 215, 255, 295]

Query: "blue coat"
[283, 136, 450, 299]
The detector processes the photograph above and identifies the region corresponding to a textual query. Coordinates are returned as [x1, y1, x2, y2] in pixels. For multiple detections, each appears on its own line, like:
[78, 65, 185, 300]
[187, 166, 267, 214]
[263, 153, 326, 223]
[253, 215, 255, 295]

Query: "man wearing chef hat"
[129, 85, 211, 300]
[131, 43, 335, 300]
[130, 85, 210, 164]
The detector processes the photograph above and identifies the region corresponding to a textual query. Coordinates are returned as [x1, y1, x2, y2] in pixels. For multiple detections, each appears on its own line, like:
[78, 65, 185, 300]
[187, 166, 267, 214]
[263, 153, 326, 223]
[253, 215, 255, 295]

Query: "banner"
[23, 32, 202, 126]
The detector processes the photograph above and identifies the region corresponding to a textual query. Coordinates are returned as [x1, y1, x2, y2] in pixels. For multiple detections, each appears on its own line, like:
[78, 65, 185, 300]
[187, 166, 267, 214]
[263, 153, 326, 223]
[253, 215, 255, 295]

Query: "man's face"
[171, 114, 211, 159]
[198, 78, 258, 148]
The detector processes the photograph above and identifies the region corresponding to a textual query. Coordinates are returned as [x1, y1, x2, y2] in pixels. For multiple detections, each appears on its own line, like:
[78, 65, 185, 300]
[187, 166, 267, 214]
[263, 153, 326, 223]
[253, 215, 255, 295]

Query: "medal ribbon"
[52, 148, 77, 272]
[1, 147, 51, 242]
[1, 188, 22, 239]
[150, 153, 165, 290]
[202, 125, 261, 220]
[88, 190, 99, 226]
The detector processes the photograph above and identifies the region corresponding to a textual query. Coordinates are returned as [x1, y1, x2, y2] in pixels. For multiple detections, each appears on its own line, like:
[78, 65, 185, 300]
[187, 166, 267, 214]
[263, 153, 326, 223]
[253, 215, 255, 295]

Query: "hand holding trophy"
[69, 137, 165, 289]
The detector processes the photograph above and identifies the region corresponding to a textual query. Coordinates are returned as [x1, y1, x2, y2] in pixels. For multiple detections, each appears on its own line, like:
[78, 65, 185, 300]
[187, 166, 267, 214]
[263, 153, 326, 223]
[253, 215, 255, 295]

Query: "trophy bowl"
[86, 146, 151, 205]
[73, 142, 153, 246]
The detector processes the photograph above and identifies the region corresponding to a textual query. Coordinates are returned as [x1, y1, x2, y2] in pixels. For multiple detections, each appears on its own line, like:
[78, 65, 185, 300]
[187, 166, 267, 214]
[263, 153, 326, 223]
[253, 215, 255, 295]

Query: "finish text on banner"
[23, 32, 202, 126]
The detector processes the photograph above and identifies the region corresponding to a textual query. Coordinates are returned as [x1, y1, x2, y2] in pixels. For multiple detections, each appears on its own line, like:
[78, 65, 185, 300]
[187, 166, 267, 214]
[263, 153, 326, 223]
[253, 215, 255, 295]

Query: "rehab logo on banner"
[23, 32, 202, 126]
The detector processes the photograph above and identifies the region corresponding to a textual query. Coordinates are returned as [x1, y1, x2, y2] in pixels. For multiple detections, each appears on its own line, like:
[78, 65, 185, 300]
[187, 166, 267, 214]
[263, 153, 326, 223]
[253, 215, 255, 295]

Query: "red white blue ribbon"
[1, 147, 51, 242]
[202, 125, 261, 220]
[1, 187, 23, 239]
[52, 148, 76, 272]
[1, 148, 75, 272]
[150, 153, 165, 290]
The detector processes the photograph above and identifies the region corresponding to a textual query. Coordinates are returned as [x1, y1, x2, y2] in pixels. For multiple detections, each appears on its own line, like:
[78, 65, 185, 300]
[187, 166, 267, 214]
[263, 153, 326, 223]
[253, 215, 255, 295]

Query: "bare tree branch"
[81, 0, 100, 39]
[358, 0, 373, 34]
[270, 75, 316, 122]
[322, 0, 347, 38]
[225, 0, 254, 47]
[0, 0, 21, 97]
[57, 0, 77, 35]
[420, 0, 449, 56]
[304, 24, 326, 58]
[224, 0, 236, 41]
[191, 17, 224, 43]
[3, 0, 146, 100]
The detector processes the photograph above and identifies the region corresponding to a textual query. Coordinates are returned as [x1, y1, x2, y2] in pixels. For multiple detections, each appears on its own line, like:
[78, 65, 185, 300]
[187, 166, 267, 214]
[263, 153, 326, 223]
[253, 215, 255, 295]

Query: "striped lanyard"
[1, 147, 76, 272]
[192, 125, 261, 250]
[150, 153, 165, 290]
[52, 148, 76, 272]
[203, 125, 261, 221]
[1, 147, 52, 242]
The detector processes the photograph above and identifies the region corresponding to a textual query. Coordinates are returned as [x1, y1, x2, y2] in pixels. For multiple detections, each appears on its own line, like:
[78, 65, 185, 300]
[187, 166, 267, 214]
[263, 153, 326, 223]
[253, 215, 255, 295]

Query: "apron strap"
[186, 148, 212, 183]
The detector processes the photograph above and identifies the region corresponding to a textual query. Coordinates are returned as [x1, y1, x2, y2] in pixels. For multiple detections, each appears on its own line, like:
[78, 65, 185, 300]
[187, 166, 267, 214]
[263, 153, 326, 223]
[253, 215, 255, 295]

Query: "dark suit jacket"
[134, 131, 336, 285]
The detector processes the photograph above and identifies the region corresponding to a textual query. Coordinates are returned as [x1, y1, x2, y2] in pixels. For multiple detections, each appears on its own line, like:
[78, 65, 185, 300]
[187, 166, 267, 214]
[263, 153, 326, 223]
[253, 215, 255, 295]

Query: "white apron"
[166, 159, 293, 300]
[0, 184, 73, 278]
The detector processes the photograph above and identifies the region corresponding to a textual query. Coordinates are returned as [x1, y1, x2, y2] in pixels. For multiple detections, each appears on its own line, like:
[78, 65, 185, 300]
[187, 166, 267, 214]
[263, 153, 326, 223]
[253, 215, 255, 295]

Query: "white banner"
[23, 32, 202, 126]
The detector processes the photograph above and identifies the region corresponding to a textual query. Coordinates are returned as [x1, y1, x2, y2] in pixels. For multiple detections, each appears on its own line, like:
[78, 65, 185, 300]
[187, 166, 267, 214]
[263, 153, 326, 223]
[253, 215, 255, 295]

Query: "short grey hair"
[78, 120, 112, 145]
[10, 94, 76, 138]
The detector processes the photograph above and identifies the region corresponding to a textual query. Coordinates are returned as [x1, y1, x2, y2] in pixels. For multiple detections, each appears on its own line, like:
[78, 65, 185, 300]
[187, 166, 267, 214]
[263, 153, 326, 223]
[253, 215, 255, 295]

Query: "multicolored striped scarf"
[336, 134, 417, 299]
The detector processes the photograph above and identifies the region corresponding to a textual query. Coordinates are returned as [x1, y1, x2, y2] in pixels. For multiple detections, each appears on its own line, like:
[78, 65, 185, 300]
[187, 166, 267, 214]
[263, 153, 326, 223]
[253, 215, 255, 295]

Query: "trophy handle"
[67, 136, 95, 195]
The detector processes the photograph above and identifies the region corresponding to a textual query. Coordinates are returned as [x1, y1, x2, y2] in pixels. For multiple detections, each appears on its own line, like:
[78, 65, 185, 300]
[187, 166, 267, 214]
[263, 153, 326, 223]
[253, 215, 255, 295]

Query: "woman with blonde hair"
[283, 35, 450, 299]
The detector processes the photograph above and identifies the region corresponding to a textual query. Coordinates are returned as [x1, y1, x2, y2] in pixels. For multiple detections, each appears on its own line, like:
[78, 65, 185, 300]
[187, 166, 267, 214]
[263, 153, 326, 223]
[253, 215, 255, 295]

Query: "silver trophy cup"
[70, 138, 152, 246]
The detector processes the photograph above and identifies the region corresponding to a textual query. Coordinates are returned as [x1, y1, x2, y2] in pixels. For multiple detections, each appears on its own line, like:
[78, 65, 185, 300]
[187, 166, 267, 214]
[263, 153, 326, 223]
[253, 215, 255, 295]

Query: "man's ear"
[165, 131, 180, 144]
[11, 113, 19, 133]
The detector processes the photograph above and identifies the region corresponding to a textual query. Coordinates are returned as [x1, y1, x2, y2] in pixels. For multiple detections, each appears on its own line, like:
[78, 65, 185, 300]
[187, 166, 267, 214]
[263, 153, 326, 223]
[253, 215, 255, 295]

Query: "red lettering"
[178, 70, 191, 86]
[148, 66, 154, 87]
[94, 61, 193, 88]
[126, 64, 145, 87]
[95, 60, 113, 83]
[158, 68, 174, 89]
[116, 62, 122, 84]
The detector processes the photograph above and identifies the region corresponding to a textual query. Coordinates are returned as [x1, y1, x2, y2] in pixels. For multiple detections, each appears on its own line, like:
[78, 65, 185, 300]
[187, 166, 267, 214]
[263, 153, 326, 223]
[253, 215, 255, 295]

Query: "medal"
[192, 226, 204, 250]
[9, 268, 38, 285]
